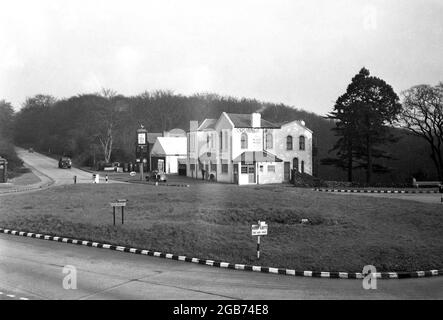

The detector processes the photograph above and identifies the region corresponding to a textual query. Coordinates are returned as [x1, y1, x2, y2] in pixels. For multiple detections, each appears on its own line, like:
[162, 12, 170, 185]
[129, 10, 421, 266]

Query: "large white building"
[186, 112, 313, 185]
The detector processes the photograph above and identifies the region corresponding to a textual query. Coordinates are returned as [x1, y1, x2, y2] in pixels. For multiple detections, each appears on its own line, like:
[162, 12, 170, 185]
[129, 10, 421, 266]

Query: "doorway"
[248, 165, 256, 183]
[284, 162, 290, 181]
[293, 157, 299, 172]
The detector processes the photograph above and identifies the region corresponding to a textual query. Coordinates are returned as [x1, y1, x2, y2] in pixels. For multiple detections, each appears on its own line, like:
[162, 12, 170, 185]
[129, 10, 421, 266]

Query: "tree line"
[0, 100, 23, 175]
[1, 69, 442, 184]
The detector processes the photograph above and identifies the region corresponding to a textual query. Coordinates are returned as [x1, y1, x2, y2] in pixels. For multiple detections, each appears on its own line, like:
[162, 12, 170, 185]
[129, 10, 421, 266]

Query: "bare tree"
[399, 83, 443, 180]
[92, 88, 120, 163]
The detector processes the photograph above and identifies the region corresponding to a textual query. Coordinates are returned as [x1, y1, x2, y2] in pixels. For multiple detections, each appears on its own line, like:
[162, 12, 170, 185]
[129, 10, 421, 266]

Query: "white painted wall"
[257, 162, 284, 184]
[271, 121, 313, 175]
[166, 155, 179, 174]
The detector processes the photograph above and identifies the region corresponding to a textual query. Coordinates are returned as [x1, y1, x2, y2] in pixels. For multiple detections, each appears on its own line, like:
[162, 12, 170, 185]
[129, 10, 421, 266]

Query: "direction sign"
[252, 221, 268, 236]
[110, 202, 126, 207]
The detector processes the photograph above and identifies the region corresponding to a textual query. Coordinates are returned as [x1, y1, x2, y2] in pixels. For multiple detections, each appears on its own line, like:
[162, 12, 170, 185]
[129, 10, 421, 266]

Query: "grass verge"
[0, 183, 442, 272]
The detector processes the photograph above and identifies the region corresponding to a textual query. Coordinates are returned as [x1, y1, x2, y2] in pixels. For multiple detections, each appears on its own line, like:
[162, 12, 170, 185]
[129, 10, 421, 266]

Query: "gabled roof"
[225, 113, 280, 128]
[279, 120, 313, 133]
[198, 119, 217, 131]
[150, 137, 187, 157]
[147, 133, 163, 144]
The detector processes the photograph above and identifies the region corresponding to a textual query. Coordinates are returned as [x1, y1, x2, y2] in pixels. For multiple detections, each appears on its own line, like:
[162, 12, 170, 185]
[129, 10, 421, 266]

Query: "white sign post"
[251, 220, 268, 259]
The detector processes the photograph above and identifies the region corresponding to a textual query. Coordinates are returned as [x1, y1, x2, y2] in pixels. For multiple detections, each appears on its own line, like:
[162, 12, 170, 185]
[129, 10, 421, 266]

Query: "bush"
[0, 134, 24, 178]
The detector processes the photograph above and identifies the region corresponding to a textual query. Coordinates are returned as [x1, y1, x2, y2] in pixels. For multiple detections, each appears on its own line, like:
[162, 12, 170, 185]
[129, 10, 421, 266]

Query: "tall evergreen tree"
[323, 68, 402, 183]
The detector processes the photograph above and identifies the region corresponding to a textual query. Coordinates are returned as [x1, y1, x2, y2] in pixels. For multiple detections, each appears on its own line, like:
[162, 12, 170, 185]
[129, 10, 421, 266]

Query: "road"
[0, 149, 442, 300]
[14, 148, 119, 186]
[1, 233, 443, 300]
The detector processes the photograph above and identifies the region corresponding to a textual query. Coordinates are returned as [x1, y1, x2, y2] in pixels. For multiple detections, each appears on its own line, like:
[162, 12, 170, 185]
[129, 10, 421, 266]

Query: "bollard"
[73, 175, 77, 184]
[105, 174, 108, 183]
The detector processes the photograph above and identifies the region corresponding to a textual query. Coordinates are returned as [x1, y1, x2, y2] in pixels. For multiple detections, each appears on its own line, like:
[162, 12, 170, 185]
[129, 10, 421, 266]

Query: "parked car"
[58, 157, 72, 169]
[28, 148, 34, 153]
[145, 170, 167, 182]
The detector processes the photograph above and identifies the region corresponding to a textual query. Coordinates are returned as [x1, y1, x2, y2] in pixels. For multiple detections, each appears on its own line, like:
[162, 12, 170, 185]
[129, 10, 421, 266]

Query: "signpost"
[110, 199, 128, 225]
[251, 220, 268, 259]
[136, 125, 148, 181]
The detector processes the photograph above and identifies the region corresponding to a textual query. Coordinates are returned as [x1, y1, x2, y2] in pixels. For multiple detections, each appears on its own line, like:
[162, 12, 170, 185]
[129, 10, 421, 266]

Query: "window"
[266, 132, 273, 149]
[268, 165, 275, 173]
[225, 131, 228, 149]
[241, 166, 248, 174]
[299, 135, 305, 151]
[286, 136, 293, 150]
[222, 164, 229, 173]
[219, 132, 223, 151]
[187, 134, 190, 153]
[241, 133, 248, 149]
[190, 164, 195, 171]
[211, 163, 217, 171]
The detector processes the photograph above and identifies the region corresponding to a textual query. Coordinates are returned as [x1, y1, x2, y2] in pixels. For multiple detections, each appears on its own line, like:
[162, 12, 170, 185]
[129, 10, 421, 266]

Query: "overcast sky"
[1, 0, 442, 115]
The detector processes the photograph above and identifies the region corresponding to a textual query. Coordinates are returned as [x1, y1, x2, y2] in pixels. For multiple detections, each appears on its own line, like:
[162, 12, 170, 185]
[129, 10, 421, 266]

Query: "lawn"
[0, 182, 442, 272]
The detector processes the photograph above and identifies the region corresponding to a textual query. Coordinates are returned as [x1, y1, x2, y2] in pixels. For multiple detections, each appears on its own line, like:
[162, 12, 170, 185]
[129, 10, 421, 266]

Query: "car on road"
[58, 157, 72, 169]
[145, 170, 167, 182]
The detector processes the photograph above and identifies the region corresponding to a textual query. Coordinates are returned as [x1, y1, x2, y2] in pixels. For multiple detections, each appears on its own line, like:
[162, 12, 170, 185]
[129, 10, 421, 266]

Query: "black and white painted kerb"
[1, 227, 442, 280]
[0, 290, 29, 300]
[314, 188, 438, 194]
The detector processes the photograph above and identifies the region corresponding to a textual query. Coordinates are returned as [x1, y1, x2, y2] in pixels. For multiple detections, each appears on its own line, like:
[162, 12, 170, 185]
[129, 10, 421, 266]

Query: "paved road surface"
[1, 234, 443, 300]
[0, 148, 442, 300]
[14, 148, 119, 186]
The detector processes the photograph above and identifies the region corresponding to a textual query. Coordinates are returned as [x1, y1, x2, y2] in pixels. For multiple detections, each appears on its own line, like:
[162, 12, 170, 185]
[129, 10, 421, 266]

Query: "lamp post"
[136, 125, 148, 181]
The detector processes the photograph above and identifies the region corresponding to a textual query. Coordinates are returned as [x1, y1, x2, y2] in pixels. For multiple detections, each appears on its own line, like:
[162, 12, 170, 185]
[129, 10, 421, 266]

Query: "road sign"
[110, 199, 128, 225]
[251, 221, 268, 236]
[110, 202, 126, 207]
[251, 220, 268, 259]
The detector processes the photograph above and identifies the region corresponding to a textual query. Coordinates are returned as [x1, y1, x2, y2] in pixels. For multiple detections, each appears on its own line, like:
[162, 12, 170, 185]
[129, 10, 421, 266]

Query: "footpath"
[0, 164, 54, 195]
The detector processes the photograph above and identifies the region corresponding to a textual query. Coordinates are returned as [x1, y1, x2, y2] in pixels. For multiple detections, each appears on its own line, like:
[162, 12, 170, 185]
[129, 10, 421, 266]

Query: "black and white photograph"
[0, 0, 442, 310]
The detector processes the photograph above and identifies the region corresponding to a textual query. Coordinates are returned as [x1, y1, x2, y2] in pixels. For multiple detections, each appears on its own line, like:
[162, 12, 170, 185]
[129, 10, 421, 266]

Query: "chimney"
[190, 120, 198, 132]
[251, 113, 261, 128]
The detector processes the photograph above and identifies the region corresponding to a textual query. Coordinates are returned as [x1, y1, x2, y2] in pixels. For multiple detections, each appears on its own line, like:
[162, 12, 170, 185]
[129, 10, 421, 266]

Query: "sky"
[0, 0, 442, 116]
